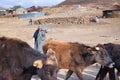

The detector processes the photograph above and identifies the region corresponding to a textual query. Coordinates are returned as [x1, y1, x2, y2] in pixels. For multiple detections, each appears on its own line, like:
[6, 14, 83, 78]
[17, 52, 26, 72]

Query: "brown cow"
[43, 39, 114, 80]
[95, 43, 120, 80]
[0, 37, 58, 80]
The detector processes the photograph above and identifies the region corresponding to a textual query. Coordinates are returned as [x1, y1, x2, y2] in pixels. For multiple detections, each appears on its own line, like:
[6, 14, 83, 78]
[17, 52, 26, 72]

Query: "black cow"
[0, 36, 58, 80]
[95, 43, 120, 80]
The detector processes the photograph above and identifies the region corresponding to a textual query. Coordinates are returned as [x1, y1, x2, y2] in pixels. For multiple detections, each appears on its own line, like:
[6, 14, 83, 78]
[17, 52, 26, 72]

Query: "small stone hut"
[103, 9, 120, 18]
[16, 8, 27, 14]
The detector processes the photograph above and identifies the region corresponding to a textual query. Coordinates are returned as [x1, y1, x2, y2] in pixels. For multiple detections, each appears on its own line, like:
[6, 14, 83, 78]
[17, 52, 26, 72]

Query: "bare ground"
[0, 17, 120, 80]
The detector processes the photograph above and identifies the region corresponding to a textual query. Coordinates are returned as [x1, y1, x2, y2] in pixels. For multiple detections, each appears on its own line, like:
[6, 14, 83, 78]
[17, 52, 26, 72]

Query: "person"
[29, 18, 32, 25]
[34, 25, 47, 53]
[33, 26, 40, 50]
[37, 20, 41, 24]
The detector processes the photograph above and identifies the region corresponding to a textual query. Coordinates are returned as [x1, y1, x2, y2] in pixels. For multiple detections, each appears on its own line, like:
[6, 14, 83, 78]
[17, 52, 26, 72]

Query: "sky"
[0, 0, 65, 8]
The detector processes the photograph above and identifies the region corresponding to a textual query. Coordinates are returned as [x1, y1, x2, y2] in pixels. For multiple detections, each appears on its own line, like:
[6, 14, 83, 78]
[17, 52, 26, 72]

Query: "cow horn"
[33, 60, 43, 69]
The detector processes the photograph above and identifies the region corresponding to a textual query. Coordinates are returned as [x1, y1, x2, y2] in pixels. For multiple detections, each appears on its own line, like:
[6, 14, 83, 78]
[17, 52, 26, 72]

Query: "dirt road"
[0, 18, 120, 80]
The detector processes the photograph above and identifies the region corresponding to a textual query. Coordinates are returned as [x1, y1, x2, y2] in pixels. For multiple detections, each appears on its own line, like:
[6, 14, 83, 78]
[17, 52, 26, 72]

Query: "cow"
[95, 43, 120, 80]
[0, 36, 58, 80]
[43, 39, 114, 80]
[33, 48, 59, 80]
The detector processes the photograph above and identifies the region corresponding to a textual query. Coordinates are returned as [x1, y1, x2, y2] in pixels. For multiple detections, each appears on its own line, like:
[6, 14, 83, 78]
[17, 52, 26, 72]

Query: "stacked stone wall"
[34, 16, 95, 25]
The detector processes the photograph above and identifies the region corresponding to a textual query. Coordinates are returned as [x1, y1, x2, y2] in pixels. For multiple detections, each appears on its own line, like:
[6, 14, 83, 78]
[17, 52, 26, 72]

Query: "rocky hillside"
[59, 0, 120, 8]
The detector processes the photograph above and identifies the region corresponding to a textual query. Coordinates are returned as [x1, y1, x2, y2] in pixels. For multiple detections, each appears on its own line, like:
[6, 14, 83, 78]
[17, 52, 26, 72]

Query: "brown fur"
[46, 48, 58, 67]
[43, 39, 114, 80]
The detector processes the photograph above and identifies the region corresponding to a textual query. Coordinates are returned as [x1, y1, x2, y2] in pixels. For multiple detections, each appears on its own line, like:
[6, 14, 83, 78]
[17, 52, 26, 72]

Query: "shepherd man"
[33, 25, 47, 54]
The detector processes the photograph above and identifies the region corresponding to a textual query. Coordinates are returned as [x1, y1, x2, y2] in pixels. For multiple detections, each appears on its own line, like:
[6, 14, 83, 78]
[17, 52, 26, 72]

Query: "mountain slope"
[59, 0, 120, 7]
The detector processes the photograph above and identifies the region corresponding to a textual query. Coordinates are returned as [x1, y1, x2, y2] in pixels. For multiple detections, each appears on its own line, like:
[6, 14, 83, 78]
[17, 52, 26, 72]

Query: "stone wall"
[34, 16, 93, 25]
[0, 14, 19, 18]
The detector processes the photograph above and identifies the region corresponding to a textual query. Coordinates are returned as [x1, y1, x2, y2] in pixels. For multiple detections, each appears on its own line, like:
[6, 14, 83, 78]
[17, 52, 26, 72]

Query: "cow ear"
[87, 48, 93, 53]
[87, 48, 98, 54]
[33, 60, 43, 69]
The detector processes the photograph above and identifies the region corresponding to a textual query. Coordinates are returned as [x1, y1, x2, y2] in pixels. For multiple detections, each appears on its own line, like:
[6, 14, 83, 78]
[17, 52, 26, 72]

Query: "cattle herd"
[0, 37, 120, 80]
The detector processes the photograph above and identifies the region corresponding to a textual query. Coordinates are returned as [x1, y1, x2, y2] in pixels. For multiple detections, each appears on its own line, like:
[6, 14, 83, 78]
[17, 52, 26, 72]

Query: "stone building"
[16, 8, 27, 14]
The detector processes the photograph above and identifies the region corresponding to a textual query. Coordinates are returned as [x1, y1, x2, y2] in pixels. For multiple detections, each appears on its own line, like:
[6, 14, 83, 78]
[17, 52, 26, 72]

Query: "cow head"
[87, 44, 114, 68]
[33, 48, 58, 80]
